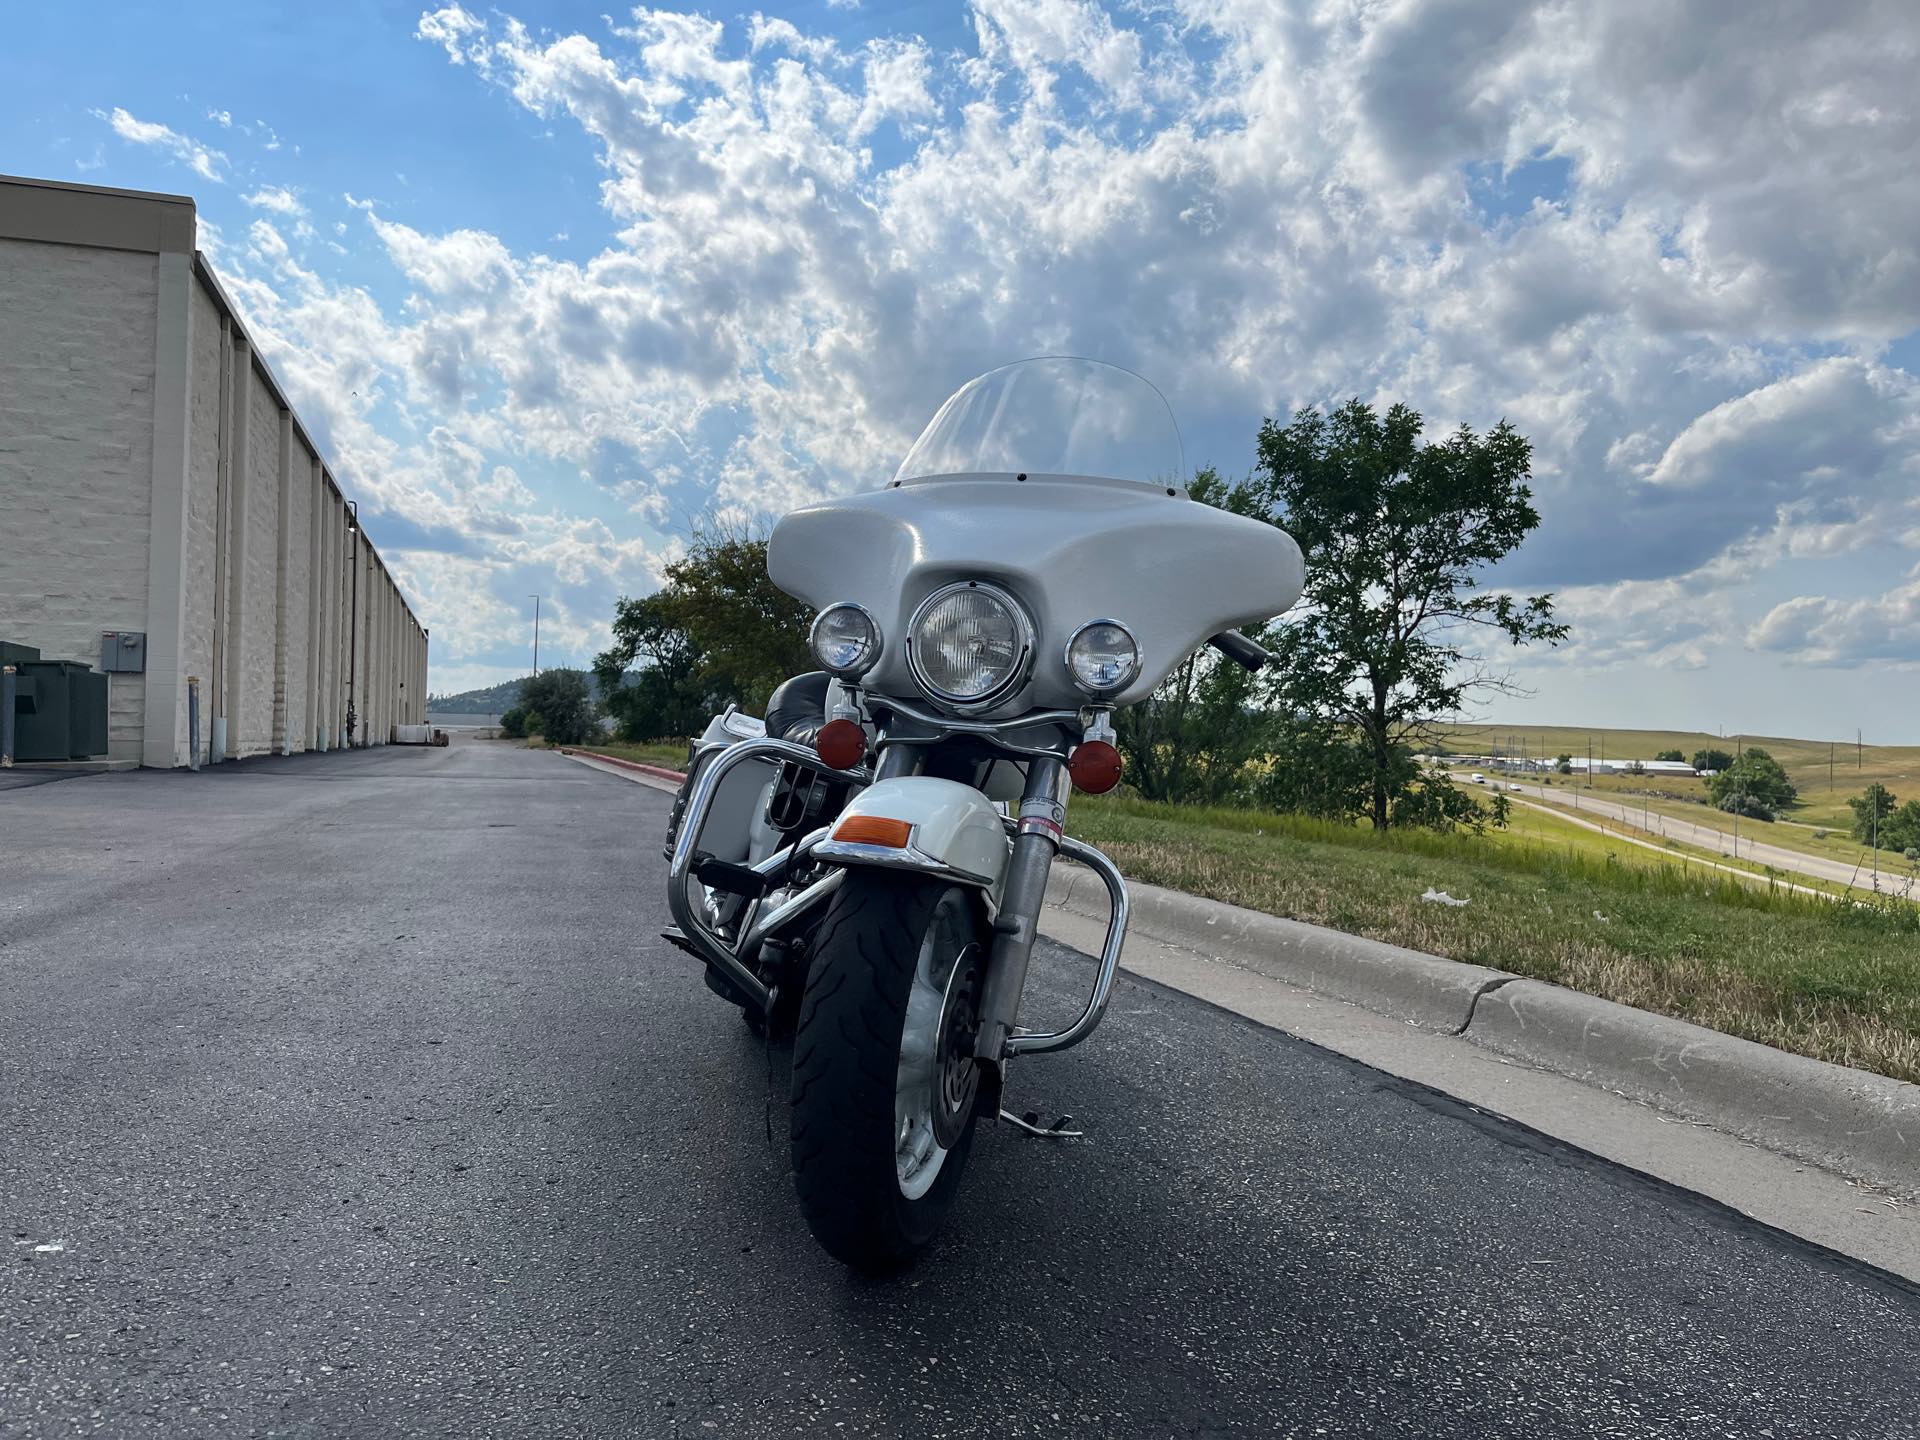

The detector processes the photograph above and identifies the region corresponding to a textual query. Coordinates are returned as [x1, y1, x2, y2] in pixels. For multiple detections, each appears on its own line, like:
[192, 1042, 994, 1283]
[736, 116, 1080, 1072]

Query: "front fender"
[812, 777, 1009, 893]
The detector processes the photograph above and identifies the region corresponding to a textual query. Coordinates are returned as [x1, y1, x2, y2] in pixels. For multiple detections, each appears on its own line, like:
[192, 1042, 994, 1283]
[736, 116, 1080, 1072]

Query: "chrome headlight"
[907, 581, 1033, 709]
[809, 602, 882, 677]
[1065, 620, 1140, 696]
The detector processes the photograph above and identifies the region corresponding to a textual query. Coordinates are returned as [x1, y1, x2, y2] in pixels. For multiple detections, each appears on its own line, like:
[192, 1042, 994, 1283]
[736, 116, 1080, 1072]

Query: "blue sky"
[6, 1, 1919, 738]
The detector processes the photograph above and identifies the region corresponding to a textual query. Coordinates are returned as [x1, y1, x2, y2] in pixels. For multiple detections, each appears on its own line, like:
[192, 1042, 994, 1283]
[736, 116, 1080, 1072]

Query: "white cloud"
[1749, 567, 1920, 666]
[243, 185, 306, 216]
[98, 106, 226, 181]
[199, 1, 1920, 709]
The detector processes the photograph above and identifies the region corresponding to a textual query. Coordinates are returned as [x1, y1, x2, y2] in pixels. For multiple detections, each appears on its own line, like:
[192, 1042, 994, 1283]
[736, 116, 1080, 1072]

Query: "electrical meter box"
[101, 631, 146, 673]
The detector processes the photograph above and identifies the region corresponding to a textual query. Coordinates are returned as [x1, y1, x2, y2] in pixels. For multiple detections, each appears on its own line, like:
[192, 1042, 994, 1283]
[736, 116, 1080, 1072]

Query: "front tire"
[790, 873, 986, 1271]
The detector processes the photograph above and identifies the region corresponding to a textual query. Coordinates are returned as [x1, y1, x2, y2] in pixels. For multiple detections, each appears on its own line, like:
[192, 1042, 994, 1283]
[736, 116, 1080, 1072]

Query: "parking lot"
[4, 740, 1919, 1437]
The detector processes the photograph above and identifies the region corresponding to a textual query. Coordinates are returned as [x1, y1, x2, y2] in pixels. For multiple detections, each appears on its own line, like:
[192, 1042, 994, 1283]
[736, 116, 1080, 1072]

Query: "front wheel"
[789, 873, 987, 1271]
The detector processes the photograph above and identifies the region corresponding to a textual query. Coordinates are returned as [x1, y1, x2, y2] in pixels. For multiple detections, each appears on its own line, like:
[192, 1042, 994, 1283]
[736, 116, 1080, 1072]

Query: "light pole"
[530, 595, 542, 675]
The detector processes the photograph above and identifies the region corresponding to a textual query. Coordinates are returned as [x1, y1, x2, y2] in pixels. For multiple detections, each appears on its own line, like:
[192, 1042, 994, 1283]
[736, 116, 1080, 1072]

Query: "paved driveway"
[4, 741, 1917, 1436]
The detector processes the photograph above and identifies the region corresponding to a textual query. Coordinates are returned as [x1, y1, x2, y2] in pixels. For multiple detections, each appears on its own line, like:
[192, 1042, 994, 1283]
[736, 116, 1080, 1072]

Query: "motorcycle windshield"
[894, 357, 1187, 489]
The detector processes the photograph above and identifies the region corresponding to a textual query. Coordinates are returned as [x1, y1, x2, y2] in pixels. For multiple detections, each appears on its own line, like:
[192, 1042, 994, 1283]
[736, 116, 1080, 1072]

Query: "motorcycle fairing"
[768, 473, 1304, 715]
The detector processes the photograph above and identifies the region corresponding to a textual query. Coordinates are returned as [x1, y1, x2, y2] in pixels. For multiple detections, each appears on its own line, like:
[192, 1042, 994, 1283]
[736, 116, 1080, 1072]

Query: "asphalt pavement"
[4, 740, 1919, 1437]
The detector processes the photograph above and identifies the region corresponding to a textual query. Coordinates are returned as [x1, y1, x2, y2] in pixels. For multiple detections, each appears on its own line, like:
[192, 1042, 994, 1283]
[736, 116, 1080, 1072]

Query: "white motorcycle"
[664, 358, 1303, 1270]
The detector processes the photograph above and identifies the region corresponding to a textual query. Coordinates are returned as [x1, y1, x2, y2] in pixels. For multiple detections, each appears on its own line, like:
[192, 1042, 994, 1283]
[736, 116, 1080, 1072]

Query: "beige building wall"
[0, 236, 159, 763]
[0, 174, 427, 768]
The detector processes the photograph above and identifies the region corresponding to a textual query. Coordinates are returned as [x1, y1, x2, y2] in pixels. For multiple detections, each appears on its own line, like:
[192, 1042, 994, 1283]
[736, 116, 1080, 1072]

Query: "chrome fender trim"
[814, 777, 1011, 891]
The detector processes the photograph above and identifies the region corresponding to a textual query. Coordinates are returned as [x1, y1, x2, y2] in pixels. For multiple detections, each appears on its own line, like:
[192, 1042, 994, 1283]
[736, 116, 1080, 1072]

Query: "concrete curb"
[558, 748, 687, 785]
[1045, 867, 1512, 1032]
[1468, 981, 1920, 1188]
[1047, 867, 1920, 1191]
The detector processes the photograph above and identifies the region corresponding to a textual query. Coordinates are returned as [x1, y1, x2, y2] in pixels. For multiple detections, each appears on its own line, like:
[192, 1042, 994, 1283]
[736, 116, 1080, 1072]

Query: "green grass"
[543, 738, 691, 771]
[1066, 792, 1920, 1082]
[1493, 799, 1883, 904]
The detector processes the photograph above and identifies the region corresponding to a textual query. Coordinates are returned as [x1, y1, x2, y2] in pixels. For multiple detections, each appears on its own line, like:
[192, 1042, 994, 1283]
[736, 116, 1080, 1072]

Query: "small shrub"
[499, 706, 528, 739]
[1719, 793, 1775, 822]
[1813, 829, 1829, 840]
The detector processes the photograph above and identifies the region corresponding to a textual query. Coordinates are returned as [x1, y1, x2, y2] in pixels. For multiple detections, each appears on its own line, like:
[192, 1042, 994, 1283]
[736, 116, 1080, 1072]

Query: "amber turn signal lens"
[1067, 740, 1123, 794]
[814, 717, 867, 770]
[833, 814, 913, 848]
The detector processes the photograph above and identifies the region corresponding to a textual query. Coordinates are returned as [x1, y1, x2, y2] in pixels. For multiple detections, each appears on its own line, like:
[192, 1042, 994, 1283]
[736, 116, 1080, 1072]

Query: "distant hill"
[428, 669, 632, 718]
[428, 678, 525, 716]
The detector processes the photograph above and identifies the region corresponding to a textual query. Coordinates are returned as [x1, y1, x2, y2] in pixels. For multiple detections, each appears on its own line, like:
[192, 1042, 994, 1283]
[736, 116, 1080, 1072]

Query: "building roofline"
[191, 254, 425, 633]
[0, 172, 196, 254]
[1, 171, 424, 633]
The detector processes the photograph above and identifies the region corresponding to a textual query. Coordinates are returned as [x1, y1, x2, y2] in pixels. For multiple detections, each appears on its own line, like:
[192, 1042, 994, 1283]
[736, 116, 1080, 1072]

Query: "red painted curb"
[559, 747, 687, 783]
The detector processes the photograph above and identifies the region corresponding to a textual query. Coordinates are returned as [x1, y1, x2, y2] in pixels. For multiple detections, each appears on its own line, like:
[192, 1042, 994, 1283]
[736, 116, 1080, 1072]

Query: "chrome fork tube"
[973, 756, 1070, 1065]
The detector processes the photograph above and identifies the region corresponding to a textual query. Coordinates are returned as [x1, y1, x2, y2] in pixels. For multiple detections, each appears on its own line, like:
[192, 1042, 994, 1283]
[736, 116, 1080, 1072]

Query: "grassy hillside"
[430, 668, 636, 718]
[427, 677, 525, 715]
[1442, 722, 1920, 831]
[1066, 792, 1920, 1082]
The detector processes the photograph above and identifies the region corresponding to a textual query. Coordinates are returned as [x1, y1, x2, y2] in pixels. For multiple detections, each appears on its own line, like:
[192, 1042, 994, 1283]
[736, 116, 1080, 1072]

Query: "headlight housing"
[1065, 620, 1140, 697]
[809, 603, 882, 677]
[907, 581, 1034, 710]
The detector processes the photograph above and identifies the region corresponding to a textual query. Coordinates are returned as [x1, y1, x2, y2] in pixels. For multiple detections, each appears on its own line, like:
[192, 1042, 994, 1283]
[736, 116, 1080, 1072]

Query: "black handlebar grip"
[1208, 630, 1272, 672]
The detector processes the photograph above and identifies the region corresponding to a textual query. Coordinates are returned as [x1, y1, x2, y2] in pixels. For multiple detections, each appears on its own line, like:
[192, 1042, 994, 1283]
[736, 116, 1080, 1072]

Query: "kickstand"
[999, 1108, 1083, 1139]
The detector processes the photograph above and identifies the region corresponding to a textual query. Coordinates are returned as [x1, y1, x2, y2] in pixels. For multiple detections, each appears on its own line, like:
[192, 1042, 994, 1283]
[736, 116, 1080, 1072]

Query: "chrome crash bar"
[666, 735, 867, 1015]
[1004, 833, 1129, 1057]
[667, 731, 1127, 1057]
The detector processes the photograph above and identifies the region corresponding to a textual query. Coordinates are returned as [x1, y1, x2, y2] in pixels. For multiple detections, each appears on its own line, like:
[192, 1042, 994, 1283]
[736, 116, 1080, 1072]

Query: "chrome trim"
[808, 602, 883, 678]
[873, 695, 1082, 762]
[1063, 618, 1141, 698]
[666, 735, 871, 1014]
[740, 870, 845, 955]
[813, 837, 998, 889]
[1002, 834, 1129, 1056]
[905, 581, 1036, 715]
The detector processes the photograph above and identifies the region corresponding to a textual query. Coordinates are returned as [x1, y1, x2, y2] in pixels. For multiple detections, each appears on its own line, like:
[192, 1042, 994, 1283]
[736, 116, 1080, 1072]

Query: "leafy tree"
[1256, 725, 1377, 820]
[1625, 760, 1647, 776]
[594, 592, 708, 743]
[499, 706, 529, 739]
[1890, 802, 1920, 854]
[1706, 748, 1795, 811]
[1692, 748, 1734, 773]
[1846, 785, 1920, 851]
[596, 526, 813, 735]
[1254, 399, 1566, 829]
[519, 669, 596, 746]
[1555, 753, 1573, 775]
[1114, 470, 1275, 803]
[1848, 783, 1897, 844]
[1718, 793, 1775, 822]
[1655, 749, 1685, 763]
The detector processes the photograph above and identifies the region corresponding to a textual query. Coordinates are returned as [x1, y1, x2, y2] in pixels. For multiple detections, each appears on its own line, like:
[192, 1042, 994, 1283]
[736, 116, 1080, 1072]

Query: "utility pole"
[530, 595, 542, 675]
[1830, 741, 1835, 793]
[1732, 736, 1743, 861]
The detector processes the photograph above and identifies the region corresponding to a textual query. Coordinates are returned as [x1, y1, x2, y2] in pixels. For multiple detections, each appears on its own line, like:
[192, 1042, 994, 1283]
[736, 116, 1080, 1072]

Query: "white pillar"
[141, 250, 194, 768]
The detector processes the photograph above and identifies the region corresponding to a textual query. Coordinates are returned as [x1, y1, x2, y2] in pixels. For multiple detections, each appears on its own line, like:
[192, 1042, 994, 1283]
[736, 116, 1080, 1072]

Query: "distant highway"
[1456, 772, 1891, 892]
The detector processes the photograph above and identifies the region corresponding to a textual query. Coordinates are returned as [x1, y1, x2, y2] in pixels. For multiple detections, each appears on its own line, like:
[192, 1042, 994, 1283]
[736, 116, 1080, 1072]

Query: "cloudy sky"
[7, 0, 1918, 738]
